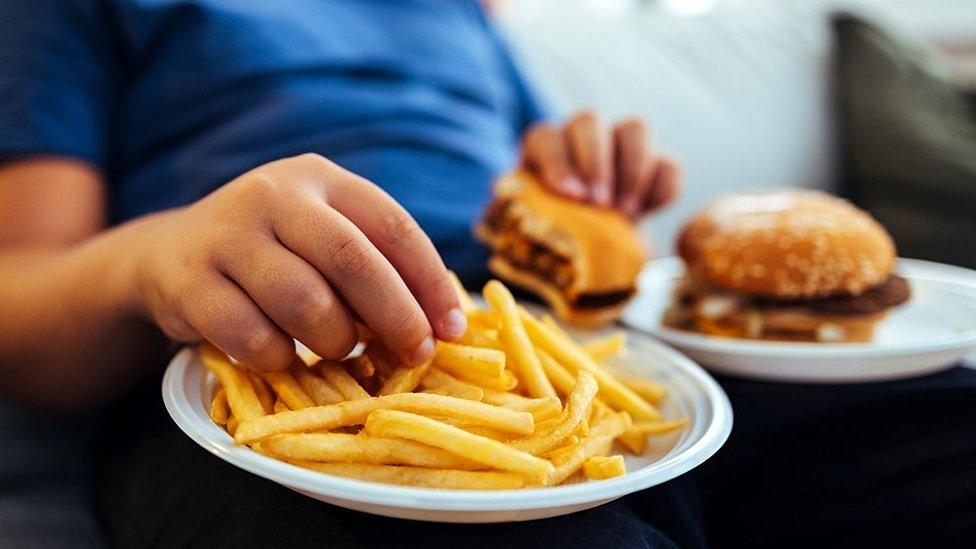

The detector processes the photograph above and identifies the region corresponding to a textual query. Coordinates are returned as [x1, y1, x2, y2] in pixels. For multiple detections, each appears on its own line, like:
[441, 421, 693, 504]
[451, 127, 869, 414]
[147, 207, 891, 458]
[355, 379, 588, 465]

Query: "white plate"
[161, 330, 732, 523]
[622, 257, 976, 383]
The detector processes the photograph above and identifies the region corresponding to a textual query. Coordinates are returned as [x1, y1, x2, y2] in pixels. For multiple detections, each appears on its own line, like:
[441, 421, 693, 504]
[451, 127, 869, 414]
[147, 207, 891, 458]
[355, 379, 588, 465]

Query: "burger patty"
[500, 238, 574, 290]
[574, 290, 635, 309]
[483, 199, 513, 233]
[757, 275, 910, 315]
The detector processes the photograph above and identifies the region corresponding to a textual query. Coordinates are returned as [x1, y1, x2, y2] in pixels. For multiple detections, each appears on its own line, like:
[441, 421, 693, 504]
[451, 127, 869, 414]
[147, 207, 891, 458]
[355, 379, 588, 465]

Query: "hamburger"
[476, 171, 646, 326]
[663, 189, 910, 343]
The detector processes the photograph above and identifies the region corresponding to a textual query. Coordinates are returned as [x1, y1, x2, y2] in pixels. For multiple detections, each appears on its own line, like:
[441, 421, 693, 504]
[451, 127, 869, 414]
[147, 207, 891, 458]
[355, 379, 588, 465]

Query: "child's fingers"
[643, 156, 682, 213]
[218, 237, 359, 362]
[182, 273, 294, 372]
[273, 200, 434, 367]
[325, 173, 466, 343]
[565, 110, 613, 206]
[521, 123, 587, 200]
[612, 118, 655, 219]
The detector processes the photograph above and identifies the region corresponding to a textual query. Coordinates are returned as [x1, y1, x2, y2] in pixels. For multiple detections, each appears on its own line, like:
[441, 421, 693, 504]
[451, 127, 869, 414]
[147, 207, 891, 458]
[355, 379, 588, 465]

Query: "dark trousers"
[95, 366, 976, 548]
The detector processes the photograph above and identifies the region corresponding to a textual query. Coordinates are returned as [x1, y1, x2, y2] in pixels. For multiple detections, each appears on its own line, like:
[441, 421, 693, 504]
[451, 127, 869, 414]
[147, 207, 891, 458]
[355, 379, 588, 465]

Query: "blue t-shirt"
[0, 0, 544, 271]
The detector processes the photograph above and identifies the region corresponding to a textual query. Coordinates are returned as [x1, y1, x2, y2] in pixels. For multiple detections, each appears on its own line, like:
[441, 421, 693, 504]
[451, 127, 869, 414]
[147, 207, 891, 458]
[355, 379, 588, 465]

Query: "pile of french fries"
[205, 277, 686, 490]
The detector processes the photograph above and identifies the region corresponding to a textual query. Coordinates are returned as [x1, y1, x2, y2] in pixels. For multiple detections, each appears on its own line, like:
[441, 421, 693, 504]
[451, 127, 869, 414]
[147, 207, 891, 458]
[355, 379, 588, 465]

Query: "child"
[0, 1, 681, 546]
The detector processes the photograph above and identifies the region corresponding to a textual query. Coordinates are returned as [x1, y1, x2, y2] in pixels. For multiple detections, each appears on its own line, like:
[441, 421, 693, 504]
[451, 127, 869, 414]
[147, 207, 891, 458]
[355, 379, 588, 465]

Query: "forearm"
[0, 214, 170, 410]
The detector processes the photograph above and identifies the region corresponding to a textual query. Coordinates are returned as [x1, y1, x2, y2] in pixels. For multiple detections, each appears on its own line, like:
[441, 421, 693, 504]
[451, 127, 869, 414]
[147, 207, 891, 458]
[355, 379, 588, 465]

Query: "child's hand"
[133, 154, 466, 371]
[520, 112, 681, 219]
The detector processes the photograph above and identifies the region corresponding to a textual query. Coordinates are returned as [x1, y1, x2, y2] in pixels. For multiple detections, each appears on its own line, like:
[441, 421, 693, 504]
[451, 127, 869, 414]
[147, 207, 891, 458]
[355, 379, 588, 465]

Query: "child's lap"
[95, 423, 689, 548]
[93, 378, 698, 549]
[0, 403, 100, 548]
[93, 365, 976, 548]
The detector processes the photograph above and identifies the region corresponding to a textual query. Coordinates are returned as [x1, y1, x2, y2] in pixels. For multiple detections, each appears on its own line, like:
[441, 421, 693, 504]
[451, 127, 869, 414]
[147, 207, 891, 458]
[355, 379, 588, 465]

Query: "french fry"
[377, 360, 432, 395]
[582, 332, 627, 363]
[520, 311, 660, 422]
[536, 349, 577, 396]
[262, 367, 316, 410]
[432, 342, 506, 379]
[344, 355, 376, 391]
[539, 314, 560, 330]
[249, 441, 272, 456]
[293, 366, 344, 406]
[448, 271, 478, 313]
[633, 419, 687, 435]
[200, 344, 265, 422]
[539, 440, 580, 461]
[235, 392, 535, 444]
[547, 411, 632, 485]
[539, 353, 617, 422]
[226, 415, 240, 436]
[521, 396, 566, 417]
[591, 399, 612, 422]
[262, 433, 482, 469]
[482, 390, 561, 421]
[364, 410, 554, 481]
[583, 455, 627, 480]
[543, 315, 627, 379]
[249, 373, 276, 414]
[466, 309, 501, 330]
[273, 398, 290, 414]
[624, 378, 668, 405]
[319, 361, 370, 400]
[484, 281, 556, 398]
[618, 418, 688, 453]
[209, 388, 230, 425]
[420, 368, 485, 401]
[533, 415, 562, 434]
[451, 367, 518, 392]
[421, 387, 458, 398]
[429, 417, 512, 440]
[508, 372, 598, 456]
[616, 429, 647, 454]
[297, 462, 525, 490]
[540, 317, 659, 409]
[364, 343, 398, 380]
[457, 327, 504, 351]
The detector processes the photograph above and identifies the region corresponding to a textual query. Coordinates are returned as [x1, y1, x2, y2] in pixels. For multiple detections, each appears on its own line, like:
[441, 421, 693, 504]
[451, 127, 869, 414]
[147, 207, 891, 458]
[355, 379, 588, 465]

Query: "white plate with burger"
[622, 190, 976, 383]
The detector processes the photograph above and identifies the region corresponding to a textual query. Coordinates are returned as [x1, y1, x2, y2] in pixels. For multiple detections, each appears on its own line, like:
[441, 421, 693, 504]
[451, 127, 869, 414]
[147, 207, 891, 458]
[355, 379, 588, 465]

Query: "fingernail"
[593, 185, 611, 206]
[441, 308, 468, 340]
[409, 336, 436, 366]
[563, 177, 587, 199]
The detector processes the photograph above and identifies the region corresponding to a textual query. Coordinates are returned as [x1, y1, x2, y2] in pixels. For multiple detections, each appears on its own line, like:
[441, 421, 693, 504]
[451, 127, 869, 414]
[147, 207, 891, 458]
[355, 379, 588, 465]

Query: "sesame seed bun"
[677, 189, 896, 299]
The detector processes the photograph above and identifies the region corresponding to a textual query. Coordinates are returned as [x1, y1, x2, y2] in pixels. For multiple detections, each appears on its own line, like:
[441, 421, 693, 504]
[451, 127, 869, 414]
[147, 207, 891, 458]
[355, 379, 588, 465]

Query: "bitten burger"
[477, 171, 645, 326]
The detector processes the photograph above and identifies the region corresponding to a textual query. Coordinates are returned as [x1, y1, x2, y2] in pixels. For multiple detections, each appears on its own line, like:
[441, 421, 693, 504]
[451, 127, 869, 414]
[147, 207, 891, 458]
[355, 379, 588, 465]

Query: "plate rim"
[162, 332, 732, 513]
[625, 257, 976, 358]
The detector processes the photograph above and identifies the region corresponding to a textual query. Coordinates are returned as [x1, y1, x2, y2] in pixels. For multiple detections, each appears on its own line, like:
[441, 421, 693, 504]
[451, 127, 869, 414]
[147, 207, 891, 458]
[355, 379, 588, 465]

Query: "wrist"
[71, 209, 179, 321]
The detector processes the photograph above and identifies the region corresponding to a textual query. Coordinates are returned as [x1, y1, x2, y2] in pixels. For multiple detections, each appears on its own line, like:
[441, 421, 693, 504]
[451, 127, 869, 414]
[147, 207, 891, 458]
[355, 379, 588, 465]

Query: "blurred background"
[494, 0, 976, 267]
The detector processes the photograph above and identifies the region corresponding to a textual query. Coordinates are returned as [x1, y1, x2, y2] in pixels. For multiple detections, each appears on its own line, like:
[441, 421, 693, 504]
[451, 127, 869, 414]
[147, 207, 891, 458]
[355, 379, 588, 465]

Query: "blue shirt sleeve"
[0, 0, 119, 167]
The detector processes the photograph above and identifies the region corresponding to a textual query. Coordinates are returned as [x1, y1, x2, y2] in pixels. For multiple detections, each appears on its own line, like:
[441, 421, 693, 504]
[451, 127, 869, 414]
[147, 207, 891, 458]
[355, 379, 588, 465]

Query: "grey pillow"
[833, 15, 976, 269]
